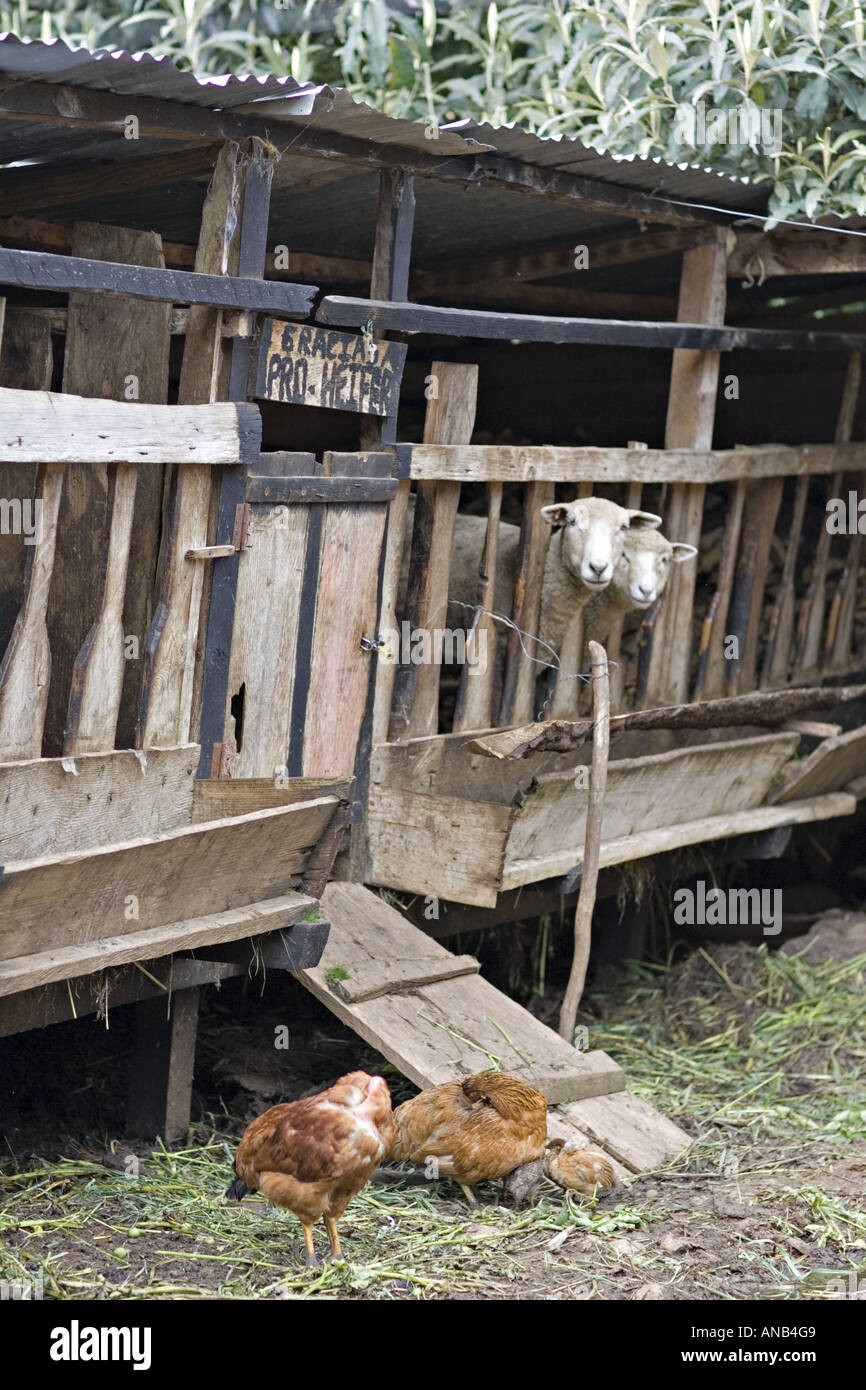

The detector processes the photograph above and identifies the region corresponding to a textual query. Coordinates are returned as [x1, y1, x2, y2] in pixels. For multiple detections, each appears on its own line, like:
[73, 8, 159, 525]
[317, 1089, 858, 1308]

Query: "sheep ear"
[671, 542, 699, 562]
[626, 509, 663, 530]
[540, 503, 571, 528]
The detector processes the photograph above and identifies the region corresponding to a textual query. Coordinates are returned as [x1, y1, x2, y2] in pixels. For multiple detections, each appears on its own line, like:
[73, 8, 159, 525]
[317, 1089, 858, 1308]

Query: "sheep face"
[614, 531, 699, 608]
[540, 499, 662, 591]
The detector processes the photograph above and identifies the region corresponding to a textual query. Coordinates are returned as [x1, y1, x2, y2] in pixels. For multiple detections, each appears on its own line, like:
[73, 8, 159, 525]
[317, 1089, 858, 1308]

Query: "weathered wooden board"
[301, 499, 388, 778]
[389, 363, 478, 741]
[0, 796, 337, 961]
[223, 502, 309, 777]
[253, 320, 406, 416]
[0, 387, 260, 465]
[0, 744, 197, 861]
[57, 222, 172, 757]
[403, 442, 866, 484]
[0, 244, 315, 316]
[191, 775, 350, 821]
[298, 883, 625, 1103]
[366, 784, 512, 907]
[561, 1091, 691, 1172]
[0, 462, 64, 759]
[0, 892, 317, 998]
[0, 307, 52, 663]
[503, 733, 799, 873]
[501, 792, 856, 888]
[725, 476, 784, 695]
[769, 724, 866, 804]
[317, 294, 866, 353]
[500, 478, 555, 727]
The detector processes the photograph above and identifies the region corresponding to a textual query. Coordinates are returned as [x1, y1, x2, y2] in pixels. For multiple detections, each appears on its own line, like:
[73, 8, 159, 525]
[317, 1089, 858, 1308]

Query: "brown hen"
[389, 1070, 547, 1204]
[226, 1070, 394, 1266]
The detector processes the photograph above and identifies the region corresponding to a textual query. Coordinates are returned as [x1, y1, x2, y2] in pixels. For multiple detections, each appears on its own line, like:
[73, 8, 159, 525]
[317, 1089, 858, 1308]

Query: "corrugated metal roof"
[0, 32, 766, 212]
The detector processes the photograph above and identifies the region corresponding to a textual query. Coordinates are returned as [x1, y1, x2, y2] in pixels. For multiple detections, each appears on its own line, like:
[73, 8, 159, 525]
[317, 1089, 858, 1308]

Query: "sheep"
[400, 494, 662, 658]
[582, 527, 699, 647]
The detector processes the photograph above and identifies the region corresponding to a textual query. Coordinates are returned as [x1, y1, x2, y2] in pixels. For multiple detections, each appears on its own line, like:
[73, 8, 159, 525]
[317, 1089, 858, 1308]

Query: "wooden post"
[139, 141, 249, 750]
[389, 363, 478, 741]
[558, 641, 610, 1041]
[125, 987, 200, 1143]
[643, 230, 730, 706]
[193, 138, 277, 778]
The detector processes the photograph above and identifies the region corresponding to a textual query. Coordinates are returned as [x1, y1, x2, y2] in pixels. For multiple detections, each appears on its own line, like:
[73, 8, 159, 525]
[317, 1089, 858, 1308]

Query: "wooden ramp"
[297, 883, 689, 1177]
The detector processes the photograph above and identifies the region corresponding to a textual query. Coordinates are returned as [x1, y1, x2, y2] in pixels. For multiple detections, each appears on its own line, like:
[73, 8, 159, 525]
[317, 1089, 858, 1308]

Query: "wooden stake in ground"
[558, 640, 610, 1042]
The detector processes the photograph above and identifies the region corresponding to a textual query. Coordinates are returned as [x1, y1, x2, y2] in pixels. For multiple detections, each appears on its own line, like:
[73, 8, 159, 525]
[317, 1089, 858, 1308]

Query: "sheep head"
[539, 498, 662, 591]
[611, 528, 699, 609]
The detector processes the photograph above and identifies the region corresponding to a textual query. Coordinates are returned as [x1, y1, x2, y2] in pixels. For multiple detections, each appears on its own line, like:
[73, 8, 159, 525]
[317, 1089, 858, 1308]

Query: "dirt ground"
[1, 932, 864, 1301]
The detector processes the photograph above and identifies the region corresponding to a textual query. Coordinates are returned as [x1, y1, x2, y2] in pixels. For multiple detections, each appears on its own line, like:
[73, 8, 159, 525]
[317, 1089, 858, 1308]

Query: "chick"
[504, 1139, 617, 1207]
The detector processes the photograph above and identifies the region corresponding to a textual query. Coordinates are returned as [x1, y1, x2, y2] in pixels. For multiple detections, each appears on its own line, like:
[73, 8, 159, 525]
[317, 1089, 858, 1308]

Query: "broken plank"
[769, 724, 866, 804]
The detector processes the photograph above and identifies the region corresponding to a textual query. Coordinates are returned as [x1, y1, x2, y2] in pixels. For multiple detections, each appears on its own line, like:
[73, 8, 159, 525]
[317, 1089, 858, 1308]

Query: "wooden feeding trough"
[1, 35, 865, 1163]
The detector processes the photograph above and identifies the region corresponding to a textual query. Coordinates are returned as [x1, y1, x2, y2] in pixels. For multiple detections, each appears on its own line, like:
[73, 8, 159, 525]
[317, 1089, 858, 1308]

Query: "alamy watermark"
[0, 497, 42, 544]
[377, 621, 488, 668]
[673, 880, 783, 936]
[673, 101, 782, 154]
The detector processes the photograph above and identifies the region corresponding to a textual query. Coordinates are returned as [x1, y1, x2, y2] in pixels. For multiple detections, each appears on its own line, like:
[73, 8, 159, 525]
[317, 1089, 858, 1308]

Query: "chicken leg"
[301, 1223, 319, 1269]
[324, 1215, 343, 1261]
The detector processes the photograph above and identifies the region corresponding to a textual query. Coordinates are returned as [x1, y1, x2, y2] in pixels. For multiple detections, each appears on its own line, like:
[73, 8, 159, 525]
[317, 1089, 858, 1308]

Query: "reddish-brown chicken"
[226, 1070, 394, 1266]
[504, 1138, 617, 1206]
[389, 1071, 547, 1204]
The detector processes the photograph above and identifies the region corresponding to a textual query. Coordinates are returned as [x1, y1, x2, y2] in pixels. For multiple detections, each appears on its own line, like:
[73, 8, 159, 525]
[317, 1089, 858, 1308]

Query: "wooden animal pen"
[1, 36, 865, 1170]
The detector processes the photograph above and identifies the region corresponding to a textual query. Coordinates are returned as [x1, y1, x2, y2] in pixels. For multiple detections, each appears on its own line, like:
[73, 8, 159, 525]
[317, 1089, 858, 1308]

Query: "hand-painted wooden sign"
[254, 319, 406, 416]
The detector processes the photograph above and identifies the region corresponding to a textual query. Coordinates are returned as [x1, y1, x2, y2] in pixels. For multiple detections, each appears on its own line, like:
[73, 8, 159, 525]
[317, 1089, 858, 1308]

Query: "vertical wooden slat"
[452, 480, 503, 733]
[694, 478, 747, 700]
[499, 479, 555, 727]
[60, 223, 171, 755]
[301, 453, 389, 778]
[548, 480, 594, 721]
[0, 307, 52, 663]
[794, 352, 861, 679]
[760, 474, 808, 689]
[725, 477, 784, 695]
[643, 231, 729, 706]
[0, 463, 64, 759]
[606, 477, 644, 714]
[372, 477, 411, 744]
[139, 141, 248, 750]
[361, 168, 415, 451]
[344, 168, 416, 878]
[389, 363, 478, 741]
